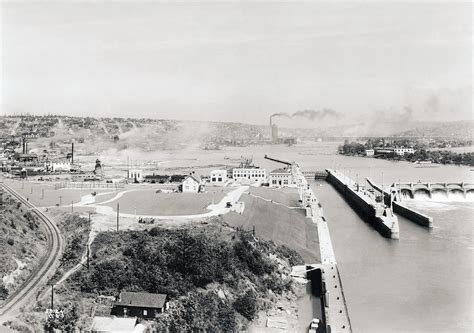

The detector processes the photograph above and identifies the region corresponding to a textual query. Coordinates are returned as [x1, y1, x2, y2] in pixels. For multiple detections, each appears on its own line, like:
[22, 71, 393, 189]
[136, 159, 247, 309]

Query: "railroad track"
[0, 182, 63, 322]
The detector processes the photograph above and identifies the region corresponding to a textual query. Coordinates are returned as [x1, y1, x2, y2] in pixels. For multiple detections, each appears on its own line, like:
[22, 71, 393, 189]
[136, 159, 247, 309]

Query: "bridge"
[302, 170, 328, 180]
[393, 182, 474, 198]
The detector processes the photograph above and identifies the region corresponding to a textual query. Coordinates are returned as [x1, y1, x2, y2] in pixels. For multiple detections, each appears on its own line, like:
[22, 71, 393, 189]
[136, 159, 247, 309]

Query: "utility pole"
[59, 195, 62, 206]
[88, 211, 91, 223]
[86, 245, 90, 269]
[252, 225, 256, 236]
[116, 202, 120, 231]
[381, 172, 384, 204]
[42, 188, 44, 200]
[71, 200, 74, 212]
[398, 179, 402, 202]
[50, 284, 54, 309]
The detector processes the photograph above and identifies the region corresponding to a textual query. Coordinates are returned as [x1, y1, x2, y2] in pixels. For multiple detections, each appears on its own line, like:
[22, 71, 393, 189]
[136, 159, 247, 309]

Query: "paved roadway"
[0, 183, 63, 324]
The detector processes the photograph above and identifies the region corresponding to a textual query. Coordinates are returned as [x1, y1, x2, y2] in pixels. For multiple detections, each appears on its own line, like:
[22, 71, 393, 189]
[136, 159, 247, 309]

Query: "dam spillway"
[325, 169, 399, 240]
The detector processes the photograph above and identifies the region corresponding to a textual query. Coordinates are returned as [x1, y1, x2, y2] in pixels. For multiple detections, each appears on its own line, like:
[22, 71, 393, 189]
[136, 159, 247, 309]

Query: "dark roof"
[116, 292, 166, 309]
[270, 168, 290, 174]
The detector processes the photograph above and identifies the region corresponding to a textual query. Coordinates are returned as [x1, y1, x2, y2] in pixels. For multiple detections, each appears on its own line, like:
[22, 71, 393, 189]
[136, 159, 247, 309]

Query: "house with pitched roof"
[181, 174, 204, 193]
[111, 292, 167, 319]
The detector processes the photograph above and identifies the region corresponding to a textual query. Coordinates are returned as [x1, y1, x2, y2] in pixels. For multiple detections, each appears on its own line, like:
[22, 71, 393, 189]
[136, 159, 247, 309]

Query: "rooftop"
[270, 168, 291, 174]
[115, 292, 167, 309]
[91, 316, 137, 332]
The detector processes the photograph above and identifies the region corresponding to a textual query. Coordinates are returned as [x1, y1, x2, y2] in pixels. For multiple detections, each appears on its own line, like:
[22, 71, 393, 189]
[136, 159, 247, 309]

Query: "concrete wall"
[393, 201, 433, 227]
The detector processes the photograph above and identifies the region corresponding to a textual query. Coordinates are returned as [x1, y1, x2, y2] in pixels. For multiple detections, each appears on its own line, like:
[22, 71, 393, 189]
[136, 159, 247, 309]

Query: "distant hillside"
[392, 121, 473, 139]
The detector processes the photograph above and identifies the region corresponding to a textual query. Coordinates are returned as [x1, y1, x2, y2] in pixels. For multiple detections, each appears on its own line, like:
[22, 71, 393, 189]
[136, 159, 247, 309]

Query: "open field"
[247, 186, 301, 207]
[3, 180, 115, 208]
[222, 192, 320, 263]
[100, 187, 231, 215]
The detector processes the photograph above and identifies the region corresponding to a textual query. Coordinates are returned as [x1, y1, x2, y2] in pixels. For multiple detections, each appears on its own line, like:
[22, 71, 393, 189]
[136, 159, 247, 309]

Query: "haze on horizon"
[1, 1, 472, 126]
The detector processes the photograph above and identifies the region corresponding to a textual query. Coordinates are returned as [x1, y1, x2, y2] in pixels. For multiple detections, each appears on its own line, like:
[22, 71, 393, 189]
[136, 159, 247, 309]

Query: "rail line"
[0, 182, 63, 322]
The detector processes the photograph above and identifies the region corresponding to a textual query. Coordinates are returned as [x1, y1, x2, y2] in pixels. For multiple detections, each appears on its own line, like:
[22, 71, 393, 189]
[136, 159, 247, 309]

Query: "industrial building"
[272, 124, 278, 143]
[232, 167, 266, 184]
[44, 159, 72, 172]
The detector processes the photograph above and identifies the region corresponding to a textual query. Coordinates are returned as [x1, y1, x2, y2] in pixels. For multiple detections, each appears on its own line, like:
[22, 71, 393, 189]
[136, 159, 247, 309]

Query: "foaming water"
[409, 191, 474, 202]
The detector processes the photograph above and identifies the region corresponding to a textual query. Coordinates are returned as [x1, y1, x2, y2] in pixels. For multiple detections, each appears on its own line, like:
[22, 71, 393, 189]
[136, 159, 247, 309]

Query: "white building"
[182, 175, 203, 193]
[232, 168, 267, 184]
[365, 149, 375, 157]
[269, 168, 293, 187]
[394, 147, 415, 156]
[128, 169, 143, 182]
[45, 160, 71, 172]
[210, 170, 228, 185]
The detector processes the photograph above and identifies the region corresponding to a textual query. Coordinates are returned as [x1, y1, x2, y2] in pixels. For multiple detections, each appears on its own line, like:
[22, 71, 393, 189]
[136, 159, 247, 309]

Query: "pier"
[366, 178, 433, 228]
[294, 166, 352, 332]
[325, 169, 399, 239]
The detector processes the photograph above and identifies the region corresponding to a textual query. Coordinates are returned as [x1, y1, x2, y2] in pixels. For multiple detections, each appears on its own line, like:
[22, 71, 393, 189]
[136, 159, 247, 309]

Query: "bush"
[7, 238, 14, 246]
[233, 290, 258, 321]
[156, 291, 237, 332]
[0, 283, 8, 300]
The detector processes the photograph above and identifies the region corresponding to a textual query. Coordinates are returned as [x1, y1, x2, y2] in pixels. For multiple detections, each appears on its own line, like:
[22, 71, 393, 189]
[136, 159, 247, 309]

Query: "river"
[86, 142, 473, 332]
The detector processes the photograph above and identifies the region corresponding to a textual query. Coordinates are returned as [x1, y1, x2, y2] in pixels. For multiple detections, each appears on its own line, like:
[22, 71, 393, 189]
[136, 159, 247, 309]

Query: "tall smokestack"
[71, 143, 74, 164]
[22, 138, 25, 154]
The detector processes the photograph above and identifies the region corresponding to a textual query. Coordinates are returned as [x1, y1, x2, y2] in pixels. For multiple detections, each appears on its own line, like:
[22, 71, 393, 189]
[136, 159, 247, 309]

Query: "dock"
[325, 169, 399, 239]
[366, 178, 433, 228]
[294, 166, 352, 332]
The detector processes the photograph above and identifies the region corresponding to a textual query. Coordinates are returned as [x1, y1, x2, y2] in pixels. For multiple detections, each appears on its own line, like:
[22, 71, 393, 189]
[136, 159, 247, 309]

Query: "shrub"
[233, 290, 258, 321]
[7, 238, 14, 246]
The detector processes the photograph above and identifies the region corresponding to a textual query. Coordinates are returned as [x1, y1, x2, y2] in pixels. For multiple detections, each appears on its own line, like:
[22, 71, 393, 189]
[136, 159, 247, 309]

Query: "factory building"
[45, 159, 72, 172]
[232, 168, 266, 184]
[272, 124, 278, 143]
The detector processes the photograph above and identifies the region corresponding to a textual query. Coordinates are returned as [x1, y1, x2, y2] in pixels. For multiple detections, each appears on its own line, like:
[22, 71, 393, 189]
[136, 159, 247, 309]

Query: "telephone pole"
[116, 202, 120, 231]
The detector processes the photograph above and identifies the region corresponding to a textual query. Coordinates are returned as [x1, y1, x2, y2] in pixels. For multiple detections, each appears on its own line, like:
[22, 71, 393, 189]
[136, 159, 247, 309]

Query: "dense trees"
[73, 227, 303, 331]
[339, 139, 473, 166]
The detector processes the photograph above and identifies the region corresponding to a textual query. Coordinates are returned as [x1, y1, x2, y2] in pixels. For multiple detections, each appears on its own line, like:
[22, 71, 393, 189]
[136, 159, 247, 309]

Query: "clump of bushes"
[73, 226, 303, 330]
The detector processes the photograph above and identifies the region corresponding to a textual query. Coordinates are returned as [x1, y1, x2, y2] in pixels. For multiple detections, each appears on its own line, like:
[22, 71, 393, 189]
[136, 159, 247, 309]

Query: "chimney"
[71, 143, 74, 164]
[22, 138, 26, 154]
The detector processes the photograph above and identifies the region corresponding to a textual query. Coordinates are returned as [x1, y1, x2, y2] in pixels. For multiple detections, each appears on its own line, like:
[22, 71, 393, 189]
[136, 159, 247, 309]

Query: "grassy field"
[100, 187, 231, 215]
[4, 180, 114, 208]
[222, 192, 320, 263]
[247, 187, 301, 207]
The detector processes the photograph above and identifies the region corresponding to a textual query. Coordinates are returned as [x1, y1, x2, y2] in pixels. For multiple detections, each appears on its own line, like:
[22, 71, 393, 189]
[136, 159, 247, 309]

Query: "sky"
[1, 1, 472, 125]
